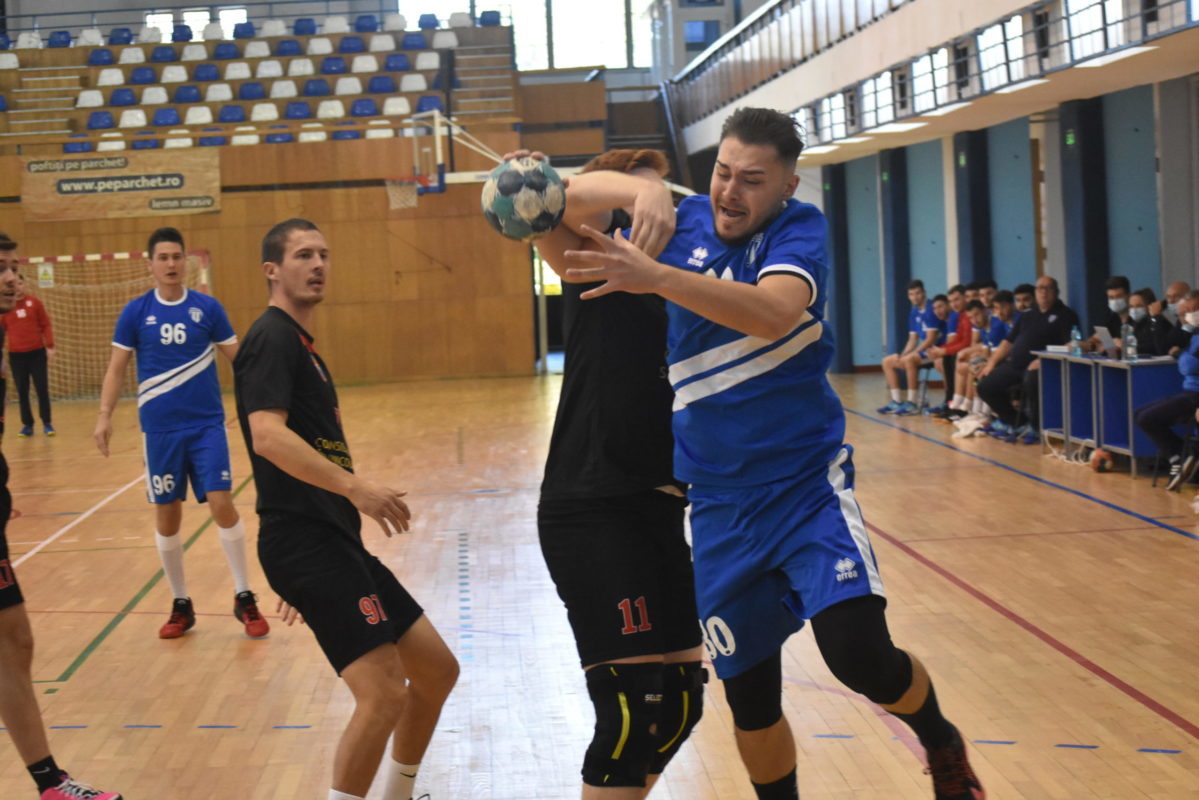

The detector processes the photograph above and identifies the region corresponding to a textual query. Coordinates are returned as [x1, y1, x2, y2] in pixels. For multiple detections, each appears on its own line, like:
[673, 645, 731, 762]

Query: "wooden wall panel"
[521, 128, 605, 156]
[517, 82, 606, 125]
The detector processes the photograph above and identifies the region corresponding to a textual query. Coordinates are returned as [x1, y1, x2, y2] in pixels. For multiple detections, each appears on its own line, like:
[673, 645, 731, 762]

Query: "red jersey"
[1, 295, 55, 352]
[941, 311, 975, 356]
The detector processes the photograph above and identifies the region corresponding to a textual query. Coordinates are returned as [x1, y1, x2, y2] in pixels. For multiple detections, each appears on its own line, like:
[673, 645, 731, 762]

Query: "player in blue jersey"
[557, 109, 985, 800]
[880, 280, 938, 415]
[93, 227, 268, 641]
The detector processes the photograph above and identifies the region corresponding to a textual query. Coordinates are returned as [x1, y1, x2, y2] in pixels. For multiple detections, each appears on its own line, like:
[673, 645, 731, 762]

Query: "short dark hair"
[948, 284, 966, 296]
[932, 293, 949, 304]
[977, 278, 998, 290]
[1013, 283, 1035, 296]
[147, 227, 184, 258]
[993, 290, 1014, 305]
[0, 233, 17, 252]
[964, 281, 980, 292]
[719, 107, 803, 164]
[907, 279, 925, 291]
[965, 300, 985, 311]
[262, 218, 320, 265]
[1105, 275, 1130, 293]
[1134, 286, 1157, 304]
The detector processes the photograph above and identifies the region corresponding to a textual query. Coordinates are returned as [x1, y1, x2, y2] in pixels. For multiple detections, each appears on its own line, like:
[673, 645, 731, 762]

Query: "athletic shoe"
[40, 776, 123, 800]
[17, 425, 32, 438]
[928, 404, 948, 416]
[878, 401, 902, 414]
[986, 420, 1013, 438]
[234, 590, 270, 638]
[896, 401, 919, 416]
[925, 726, 985, 799]
[947, 408, 970, 420]
[1166, 454, 1195, 492]
[1000, 424, 1031, 444]
[44, 424, 56, 437]
[1020, 428, 1039, 445]
[158, 597, 195, 639]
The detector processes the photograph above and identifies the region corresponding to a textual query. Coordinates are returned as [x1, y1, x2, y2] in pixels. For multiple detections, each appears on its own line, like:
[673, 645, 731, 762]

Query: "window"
[680, 0, 723, 5]
[144, 12, 173, 43]
[978, 16, 1024, 91]
[182, 10, 210, 40]
[398, 1, 471, 17]
[684, 20, 721, 52]
[551, 0, 629, 69]
[818, 93, 846, 140]
[218, 8, 247, 40]
[861, 72, 892, 129]
[508, 0, 550, 70]
[630, 0, 657, 68]
[1064, 0, 1125, 61]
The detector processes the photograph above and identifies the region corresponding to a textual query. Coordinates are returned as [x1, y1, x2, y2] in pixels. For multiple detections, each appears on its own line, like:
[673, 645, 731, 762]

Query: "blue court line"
[972, 740, 1017, 745]
[272, 725, 311, 729]
[124, 725, 162, 729]
[49, 725, 87, 729]
[1054, 743, 1099, 749]
[846, 409, 1199, 542]
[812, 734, 855, 739]
[1138, 748, 1182, 754]
[197, 725, 237, 729]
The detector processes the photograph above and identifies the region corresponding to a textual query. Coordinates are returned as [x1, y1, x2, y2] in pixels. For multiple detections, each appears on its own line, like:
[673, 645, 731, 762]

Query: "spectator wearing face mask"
[1152, 281, 1190, 325]
[1085, 275, 1130, 353]
[1134, 294, 1199, 490]
[1126, 287, 1173, 356]
[1166, 290, 1199, 357]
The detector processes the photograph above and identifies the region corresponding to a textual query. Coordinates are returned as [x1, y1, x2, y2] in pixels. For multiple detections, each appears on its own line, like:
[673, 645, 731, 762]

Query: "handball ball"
[1089, 448, 1114, 473]
[481, 157, 565, 242]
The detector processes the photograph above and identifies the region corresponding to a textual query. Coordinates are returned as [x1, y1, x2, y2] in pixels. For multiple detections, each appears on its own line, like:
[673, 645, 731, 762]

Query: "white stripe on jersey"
[669, 312, 813, 388]
[757, 264, 819, 306]
[137, 345, 215, 408]
[137, 344, 214, 397]
[826, 447, 885, 597]
[671, 318, 822, 411]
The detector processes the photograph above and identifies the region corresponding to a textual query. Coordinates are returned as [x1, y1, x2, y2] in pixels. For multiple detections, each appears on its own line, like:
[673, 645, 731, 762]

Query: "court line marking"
[866, 519, 1199, 742]
[13, 474, 145, 567]
[846, 409, 1199, 542]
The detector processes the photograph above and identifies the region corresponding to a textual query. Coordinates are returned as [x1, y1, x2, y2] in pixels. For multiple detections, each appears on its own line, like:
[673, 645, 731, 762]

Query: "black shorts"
[0, 464, 21, 611]
[538, 489, 702, 667]
[258, 515, 423, 674]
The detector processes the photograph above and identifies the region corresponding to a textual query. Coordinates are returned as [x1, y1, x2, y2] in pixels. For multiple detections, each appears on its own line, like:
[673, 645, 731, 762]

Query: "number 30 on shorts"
[150, 473, 176, 496]
[700, 615, 736, 660]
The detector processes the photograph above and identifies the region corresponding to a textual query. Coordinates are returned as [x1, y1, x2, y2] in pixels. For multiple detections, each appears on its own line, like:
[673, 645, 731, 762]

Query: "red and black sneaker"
[926, 725, 985, 800]
[158, 597, 195, 639]
[234, 590, 270, 638]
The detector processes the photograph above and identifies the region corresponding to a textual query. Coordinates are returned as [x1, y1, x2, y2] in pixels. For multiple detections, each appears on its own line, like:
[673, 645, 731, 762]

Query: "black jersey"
[234, 306, 361, 541]
[540, 214, 680, 500]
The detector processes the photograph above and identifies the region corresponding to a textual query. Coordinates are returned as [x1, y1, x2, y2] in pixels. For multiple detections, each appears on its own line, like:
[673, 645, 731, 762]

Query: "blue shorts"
[142, 424, 232, 505]
[689, 445, 885, 679]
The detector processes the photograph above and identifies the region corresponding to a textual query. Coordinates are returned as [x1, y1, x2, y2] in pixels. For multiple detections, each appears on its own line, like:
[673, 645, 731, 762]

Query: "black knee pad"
[723, 651, 783, 731]
[581, 662, 664, 787]
[648, 661, 707, 774]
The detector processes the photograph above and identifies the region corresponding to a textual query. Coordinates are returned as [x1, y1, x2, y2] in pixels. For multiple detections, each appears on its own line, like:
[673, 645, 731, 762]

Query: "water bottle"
[1125, 329, 1138, 362]
[1070, 325, 1082, 356]
[1120, 322, 1132, 359]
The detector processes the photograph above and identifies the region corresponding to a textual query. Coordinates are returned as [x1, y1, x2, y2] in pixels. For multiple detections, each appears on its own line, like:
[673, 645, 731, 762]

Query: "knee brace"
[648, 661, 707, 774]
[723, 651, 783, 731]
[581, 662, 663, 787]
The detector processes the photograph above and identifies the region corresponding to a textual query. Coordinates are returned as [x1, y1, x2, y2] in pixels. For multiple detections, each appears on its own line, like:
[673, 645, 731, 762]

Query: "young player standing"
[234, 218, 457, 800]
[93, 227, 268, 640]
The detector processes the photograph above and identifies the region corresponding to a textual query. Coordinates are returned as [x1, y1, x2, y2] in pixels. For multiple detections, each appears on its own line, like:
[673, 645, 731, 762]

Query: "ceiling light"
[1075, 46, 1157, 67]
[867, 121, 929, 134]
[835, 136, 874, 144]
[995, 78, 1050, 94]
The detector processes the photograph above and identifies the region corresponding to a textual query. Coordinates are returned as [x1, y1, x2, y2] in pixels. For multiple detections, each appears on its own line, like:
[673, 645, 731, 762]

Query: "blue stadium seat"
[173, 84, 201, 103]
[88, 48, 115, 66]
[151, 45, 178, 62]
[213, 42, 239, 59]
[284, 101, 313, 119]
[431, 73, 461, 90]
[338, 35, 365, 53]
[218, 104, 246, 123]
[0, 33, 10, 50]
[233, 21, 256, 39]
[198, 127, 227, 146]
[367, 75, 396, 93]
[294, 18, 317, 36]
[276, 39, 302, 57]
[239, 81, 266, 100]
[109, 88, 136, 106]
[133, 130, 161, 149]
[355, 15, 380, 33]
[332, 121, 360, 140]
[129, 67, 156, 85]
[321, 56, 347, 74]
[87, 111, 115, 130]
[479, 11, 502, 26]
[192, 63, 219, 81]
[0, 95, 6, 112]
[350, 98, 378, 116]
[416, 95, 443, 113]
[265, 124, 292, 144]
[418, 14, 439, 29]
[172, 24, 193, 43]
[152, 107, 181, 126]
[109, 27, 134, 45]
[384, 53, 410, 71]
[64, 133, 94, 153]
[47, 31, 72, 48]
[401, 33, 427, 50]
[303, 78, 331, 97]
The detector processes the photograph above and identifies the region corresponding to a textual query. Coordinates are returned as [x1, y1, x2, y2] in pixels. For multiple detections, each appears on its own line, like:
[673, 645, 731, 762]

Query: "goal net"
[16, 250, 210, 401]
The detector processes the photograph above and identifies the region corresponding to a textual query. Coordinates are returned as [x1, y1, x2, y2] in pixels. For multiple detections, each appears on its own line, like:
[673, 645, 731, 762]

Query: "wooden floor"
[1, 372, 1197, 799]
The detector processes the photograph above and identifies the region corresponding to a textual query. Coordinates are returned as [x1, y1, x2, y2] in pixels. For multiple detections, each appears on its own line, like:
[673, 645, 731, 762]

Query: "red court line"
[903, 525, 1159, 543]
[867, 520, 1199, 742]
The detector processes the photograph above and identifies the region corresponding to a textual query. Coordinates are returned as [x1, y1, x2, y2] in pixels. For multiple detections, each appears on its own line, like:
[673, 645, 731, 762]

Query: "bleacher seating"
[418, 15, 439, 30]
[317, 99, 345, 118]
[307, 37, 333, 56]
[479, 11, 502, 26]
[449, 13, 472, 28]
[205, 83, 233, 102]
[133, 130, 160, 149]
[224, 62, 251, 80]
[0, 34, 10, 51]
[432, 32, 459, 49]
[400, 74, 427, 92]
[251, 102, 278, 121]
[384, 14, 407, 32]
[285, 101, 312, 119]
[261, 20, 288, 38]
[172, 25, 193, 43]
[165, 129, 192, 148]
[383, 96, 411, 116]
[287, 58, 315, 77]
[88, 110, 115, 129]
[299, 122, 327, 142]
[151, 45, 178, 62]
[181, 44, 207, 61]
[233, 22, 256, 40]
[77, 90, 104, 108]
[238, 81, 265, 100]
[161, 65, 187, 83]
[172, 85, 200, 103]
[64, 133, 94, 152]
[97, 68, 123, 86]
[184, 106, 212, 125]
[294, 18, 317, 36]
[48, 31, 73, 48]
[416, 95, 443, 113]
[108, 28, 133, 46]
[119, 47, 145, 64]
[351, 55, 378, 74]
[78, 28, 105, 46]
[321, 56, 346, 75]
[17, 32, 44, 49]
[356, 15, 380, 33]
[304, 79, 331, 97]
[245, 41, 271, 59]
[130, 66, 156, 85]
[350, 98, 378, 117]
[231, 125, 259, 145]
[384, 54, 411, 71]
[270, 80, 297, 98]
[335, 77, 362, 96]
[98, 131, 125, 151]
[213, 42, 239, 59]
[366, 119, 394, 138]
[137, 25, 162, 44]
[414, 52, 439, 71]
[218, 104, 246, 123]
[368, 75, 396, 94]
[332, 120, 360, 140]
[265, 124, 292, 143]
[152, 107, 181, 126]
[370, 34, 396, 52]
[402, 34, 427, 50]
[199, 127, 227, 146]
[323, 17, 350, 35]
[143, 86, 169, 104]
[256, 60, 283, 79]
[277, 40, 302, 57]
[202, 22, 225, 42]
[110, 88, 136, 106]
[340, 36, 365, 54]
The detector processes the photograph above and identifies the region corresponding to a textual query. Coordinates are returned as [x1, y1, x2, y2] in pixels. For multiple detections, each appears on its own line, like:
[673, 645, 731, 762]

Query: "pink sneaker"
[40, 777, 122, 800]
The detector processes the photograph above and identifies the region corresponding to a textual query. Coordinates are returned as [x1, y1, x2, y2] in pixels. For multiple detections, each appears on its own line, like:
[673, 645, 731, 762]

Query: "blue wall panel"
[1103, 85, 1160, 294]
[846, 154, 883, 366]
[986, 117, 1037, 291]
[905, 139, 946, 291]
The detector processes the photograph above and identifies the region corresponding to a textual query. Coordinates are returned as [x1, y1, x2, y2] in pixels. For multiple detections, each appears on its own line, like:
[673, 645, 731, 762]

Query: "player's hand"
[46, 347, 55, 363]
[629, 181, 675, 260]
[500, 148, 544, 163]
[564, 224, 667, 299]
[93, 415, 113, 457]
[276, 597, 304, 626]
[927, 346, 944, 359]
[978, 362, 995, 378]
[349, 479, 412, 537]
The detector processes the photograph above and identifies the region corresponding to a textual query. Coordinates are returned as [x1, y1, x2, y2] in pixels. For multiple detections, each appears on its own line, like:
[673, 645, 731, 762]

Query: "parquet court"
[1, 371, 1196, 799]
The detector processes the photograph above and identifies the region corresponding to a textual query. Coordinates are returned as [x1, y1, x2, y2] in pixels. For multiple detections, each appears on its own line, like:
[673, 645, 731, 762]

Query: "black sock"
[27, 755, 65, 792]
[891, 682, 955, 749]
[752, 767, 799, 800]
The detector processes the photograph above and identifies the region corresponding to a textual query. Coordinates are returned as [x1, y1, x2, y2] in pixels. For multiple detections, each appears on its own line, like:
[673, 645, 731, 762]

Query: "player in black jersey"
[524, 149, 706, 799]
[234, 218, 457, 800]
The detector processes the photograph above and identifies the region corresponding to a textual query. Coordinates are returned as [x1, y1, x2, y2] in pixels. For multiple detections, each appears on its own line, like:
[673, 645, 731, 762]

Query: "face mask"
[1185, 311, 1199, 329]
[1128, 307, 1147, 322]
[1168, 302, 1180, 316]
[1108, 298, 1128, 313]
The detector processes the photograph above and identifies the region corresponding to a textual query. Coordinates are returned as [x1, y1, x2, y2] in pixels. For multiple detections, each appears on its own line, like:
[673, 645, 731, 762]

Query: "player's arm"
[38, 299, 55, 358]
[978, 339, 1012, 378]
[93, 345, 133, 456]
[216, 341, 239, 362]
[247, 408, 411, 537]
[898, 331, 918, 357]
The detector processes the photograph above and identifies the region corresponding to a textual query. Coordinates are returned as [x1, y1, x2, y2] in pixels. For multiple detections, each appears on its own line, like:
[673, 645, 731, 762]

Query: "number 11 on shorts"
[617, 596, 652, 635]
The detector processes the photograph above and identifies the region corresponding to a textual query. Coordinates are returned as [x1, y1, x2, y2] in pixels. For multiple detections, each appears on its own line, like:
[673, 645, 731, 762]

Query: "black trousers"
[1133, 391, 1199, 458]
[941, 353, 957, 403]
[9, 348, 51, 427]
[976, 361, 1040, 428]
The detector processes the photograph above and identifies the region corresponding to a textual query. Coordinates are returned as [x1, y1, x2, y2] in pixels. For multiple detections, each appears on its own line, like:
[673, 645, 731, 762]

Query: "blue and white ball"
[480, 157, 566, 242]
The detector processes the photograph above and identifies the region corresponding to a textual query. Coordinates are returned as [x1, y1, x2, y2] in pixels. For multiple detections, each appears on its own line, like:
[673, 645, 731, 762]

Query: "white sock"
[890, 388, 902, 403]
[155, 533, 188, 600]
[217, 519, 251, 594]
[906, 389, 917, 403]
[382, 759, 420, 800]
[973, 397, 986, 415]
[328, 791, 364, 800]
[951, 394, 966, 409]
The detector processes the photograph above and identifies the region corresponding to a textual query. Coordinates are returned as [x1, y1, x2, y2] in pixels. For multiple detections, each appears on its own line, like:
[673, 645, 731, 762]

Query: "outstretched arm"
[93, 345, 132, 456]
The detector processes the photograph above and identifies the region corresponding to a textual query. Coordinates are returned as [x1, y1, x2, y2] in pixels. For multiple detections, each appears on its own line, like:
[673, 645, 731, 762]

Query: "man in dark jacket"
[1134, 292, 1199, 490]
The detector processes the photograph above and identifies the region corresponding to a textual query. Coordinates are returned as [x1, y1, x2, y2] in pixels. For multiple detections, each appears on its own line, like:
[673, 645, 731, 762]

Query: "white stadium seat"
[383, 14, 407, 32]
[118, 47, 146, 64]
[181, 43, 207, 60]
[97, 132, 126, 151]
[350, 55, 378, 73]
[118, 108, 147, 128]
[334, 77, 362, 96]
[365, 119, 394, 138]
[184, 106, 213, 125]
[140, 86, 169, 104]
[96, 67, 123, 86]
[244, 40, 271, 59]
[136, 25, 162, 44]
[0, 53, 19, 69]
[250, 102, 279, 121]
[431, 31, 459, 49]
[269, 79, 298, 98]
[322, 16, 350, 34]
[165, 128, 193, 148]
[204, 82, 233, 103]
[306, 37, 332, 56]
[231, 125, 259, 145]
[255, 59, 283, 79]
[16, 32, 43, 49]
[76, 90, 104, 108]
[261, 20, 287, 37]
[399, 74, 427, 92]
[317, 99, 346, 118]
[161, 65, 187, 83]
[202, 22, 225, 41]
[369, 34, 396, 52]
[78, 28, 104, 46]
[414, 51, 440, 71]
[299, 122, 327, 142]
[382, 96, 411, 116]
[287, 58, 315, 77]
[449, 13, 473, 28]
[224, 61, 251, 80]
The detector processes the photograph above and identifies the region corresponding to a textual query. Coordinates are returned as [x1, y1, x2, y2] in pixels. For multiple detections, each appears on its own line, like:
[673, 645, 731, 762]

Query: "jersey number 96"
[160, 323, 187, 345]
[151, 473, 176, 496]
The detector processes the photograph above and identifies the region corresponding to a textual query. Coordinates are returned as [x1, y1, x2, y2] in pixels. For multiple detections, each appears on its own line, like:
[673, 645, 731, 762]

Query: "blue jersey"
[113, 288, 237, 432]
[658, 196, 843, 488]
[908, 301, 932, 336]
[981, 316, 1009, 348]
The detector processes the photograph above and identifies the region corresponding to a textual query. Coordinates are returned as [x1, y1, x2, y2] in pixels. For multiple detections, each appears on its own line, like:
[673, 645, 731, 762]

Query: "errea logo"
[687, 246, 709, 268]
[834, 558, 859, 582]
[145, 315, 157, 325]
